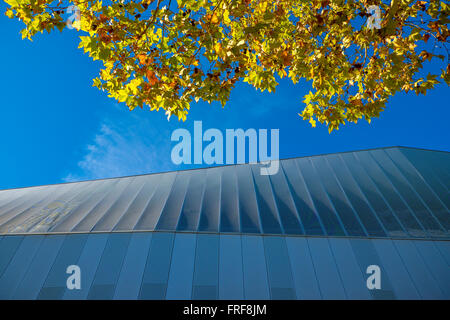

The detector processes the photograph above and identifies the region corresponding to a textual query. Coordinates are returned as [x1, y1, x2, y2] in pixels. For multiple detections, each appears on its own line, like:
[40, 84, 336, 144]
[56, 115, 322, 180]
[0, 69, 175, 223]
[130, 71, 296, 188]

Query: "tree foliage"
[4, 0, 450, 131]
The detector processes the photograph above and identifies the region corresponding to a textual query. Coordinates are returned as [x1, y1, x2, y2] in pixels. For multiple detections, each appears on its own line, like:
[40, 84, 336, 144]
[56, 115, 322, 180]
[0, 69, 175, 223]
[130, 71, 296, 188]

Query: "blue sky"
[1, 3, 449, 190]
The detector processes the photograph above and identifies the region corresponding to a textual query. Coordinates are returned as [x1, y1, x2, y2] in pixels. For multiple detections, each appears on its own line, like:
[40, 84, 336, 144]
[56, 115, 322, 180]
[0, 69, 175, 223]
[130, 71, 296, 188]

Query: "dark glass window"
[177, 170, 206, 231]
[87, 233, 131, 299]
[263, 236, 296, 299]
[296, 158, 345, 236]
[166, 233, 196, 299]
[326, 155, 386, 237]
[0, 235, 23, 278]
[219, 235, 244, 299]
[192, 234, 219, 299]
[241, 235, 270, 299]
[13, 235, 66, 299]
[38, 233, 89, 300]
[198, 167, 222, 232]
[220, 166, 240, 233]
[285, 237, 321, 299]
[235, 165, 261, 233]
[139, 232, 174, 299]
[280, 160, 324, 235]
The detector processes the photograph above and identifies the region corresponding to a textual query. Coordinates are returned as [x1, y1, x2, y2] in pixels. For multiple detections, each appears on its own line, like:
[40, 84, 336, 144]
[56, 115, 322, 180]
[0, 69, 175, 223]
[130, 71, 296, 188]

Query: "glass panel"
[114, 233, 152, 299]
[307, 238, 346, 299]
[73, 178, 134, 232]
[268, 166, 304, 235]
[371, 239, 420, 299]
[139, 232, 174, 299]
[370, 150, 445, 237]
[192, 234, 219, 299]
[176, 170, 206, 231]
[349, 239, 396, 299]
[296, 158, 345, 236]
[354, 152, 425, 237]
[399, 148, 450, 210]
[156, 171, 191, 231]
[63, 233, 109, 299]
[12, 235, 66, 299]
[434, 241, 450, 266]
[285, 237, 321, 299]
[393, 240, 444, 299]
[386, 148, 450, 235]
[219, 234, 244, 299]
[328, 238, 372, 299]
[311, 157, 366, 236]
[166, 233, 196, 299]
[241, 235, 270, 299]
[0, 235, 44, 299]
[235, 165, 261, 233]
[113, 175, 160, 231]
[134, 172, 177, 231]
[413, 241, 450, 297]
[281, 160, 324, 236]
[219, 166, 240, 233]
[263, 236, 296, 299]
[0, 235, 24, 278]
[52, 180, 119, 233]
[326, 155, 386, 237]
[37, 234, 89, 300]
[87, 233, 131, 299]
[250, 165, 283, 234]
[340, 153, 406, 237]
[198, 167, 222, 232]
[92, 177, 148, 232]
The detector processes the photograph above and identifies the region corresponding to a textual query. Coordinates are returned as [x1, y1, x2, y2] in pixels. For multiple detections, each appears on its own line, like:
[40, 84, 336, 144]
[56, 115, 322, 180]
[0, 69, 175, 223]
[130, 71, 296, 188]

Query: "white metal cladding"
[0, 147, 448, 238]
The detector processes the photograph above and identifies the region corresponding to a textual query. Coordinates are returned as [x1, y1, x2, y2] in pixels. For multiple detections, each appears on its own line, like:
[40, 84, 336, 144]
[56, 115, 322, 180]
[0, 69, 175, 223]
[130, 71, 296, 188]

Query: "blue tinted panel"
[87, 233, 131, 299]
[326, 155, 386, 237]
[250, 165, 283, 234]
[370, 150, 445, 237]
[38, 234, 89, 300]
[281, 160, 324, 235]
[285, 237, 321, 299]
[413, 241, 450, 297]
[192, 234, 219, 299]
[198, 168, 222, 232]
[114, 233, 152, 299]
[235, 165, 261, 233]
[307, 238, 346, 299]
[386, 148, 450, 234]
[340, 153, 406, 237]
[350, 239, 396, 299]
[63, 233, 108, 299]
[13, 235, 66, 299]
[241, 235, 270, 299]
[177, 170, 206, 231]
[219, 235, 244, 299]
[156, 172, 190, 231]
[297, 159, 345, 236]
[355, 152, 425, 237]
[263, 237, 296, 299]
[139, 233, 174, 299]
[166, 233, 196, 299]
[268, 167, 303, 235]
[393, 240, 444, 299]
[328, 238, 371, 299]
[371, 239, 420, 299]
[0, 235, 44, 299]
[220, 166, 240, 233]
[0, 235, 24, 278]
[434, 241, 450, 266]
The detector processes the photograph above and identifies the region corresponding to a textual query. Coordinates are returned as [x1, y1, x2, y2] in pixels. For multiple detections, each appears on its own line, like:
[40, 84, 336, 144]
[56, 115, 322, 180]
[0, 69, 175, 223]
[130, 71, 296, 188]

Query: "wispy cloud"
[63, 111, 175, 182]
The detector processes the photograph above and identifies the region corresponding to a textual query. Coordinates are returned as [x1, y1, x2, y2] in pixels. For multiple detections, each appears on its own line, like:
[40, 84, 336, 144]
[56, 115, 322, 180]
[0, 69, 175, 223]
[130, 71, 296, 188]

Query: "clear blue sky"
[1, 3, 449, 190]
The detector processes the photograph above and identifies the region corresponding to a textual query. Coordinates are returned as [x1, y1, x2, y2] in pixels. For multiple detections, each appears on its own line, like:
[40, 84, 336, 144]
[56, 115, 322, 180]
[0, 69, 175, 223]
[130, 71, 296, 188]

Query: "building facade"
[0, 146, 449, 299]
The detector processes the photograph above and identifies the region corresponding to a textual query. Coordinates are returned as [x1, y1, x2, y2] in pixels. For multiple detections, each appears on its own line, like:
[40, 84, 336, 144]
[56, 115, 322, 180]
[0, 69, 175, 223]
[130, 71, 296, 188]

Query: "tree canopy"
[4, 0, 450, 131]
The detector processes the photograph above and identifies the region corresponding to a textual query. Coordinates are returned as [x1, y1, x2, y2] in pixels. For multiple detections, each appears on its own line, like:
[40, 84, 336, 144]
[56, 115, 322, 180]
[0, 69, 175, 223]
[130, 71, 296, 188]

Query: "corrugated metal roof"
[0, 147, 448, 238]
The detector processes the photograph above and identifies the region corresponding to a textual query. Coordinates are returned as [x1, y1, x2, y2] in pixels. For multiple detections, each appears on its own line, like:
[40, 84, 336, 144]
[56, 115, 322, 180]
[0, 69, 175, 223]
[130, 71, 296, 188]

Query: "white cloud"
[63, 113, 175, 182]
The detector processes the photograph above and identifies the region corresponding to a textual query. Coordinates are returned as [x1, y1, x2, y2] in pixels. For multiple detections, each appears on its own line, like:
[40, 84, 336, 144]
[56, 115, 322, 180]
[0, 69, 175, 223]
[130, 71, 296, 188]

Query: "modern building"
[0, 146, 448, 300]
